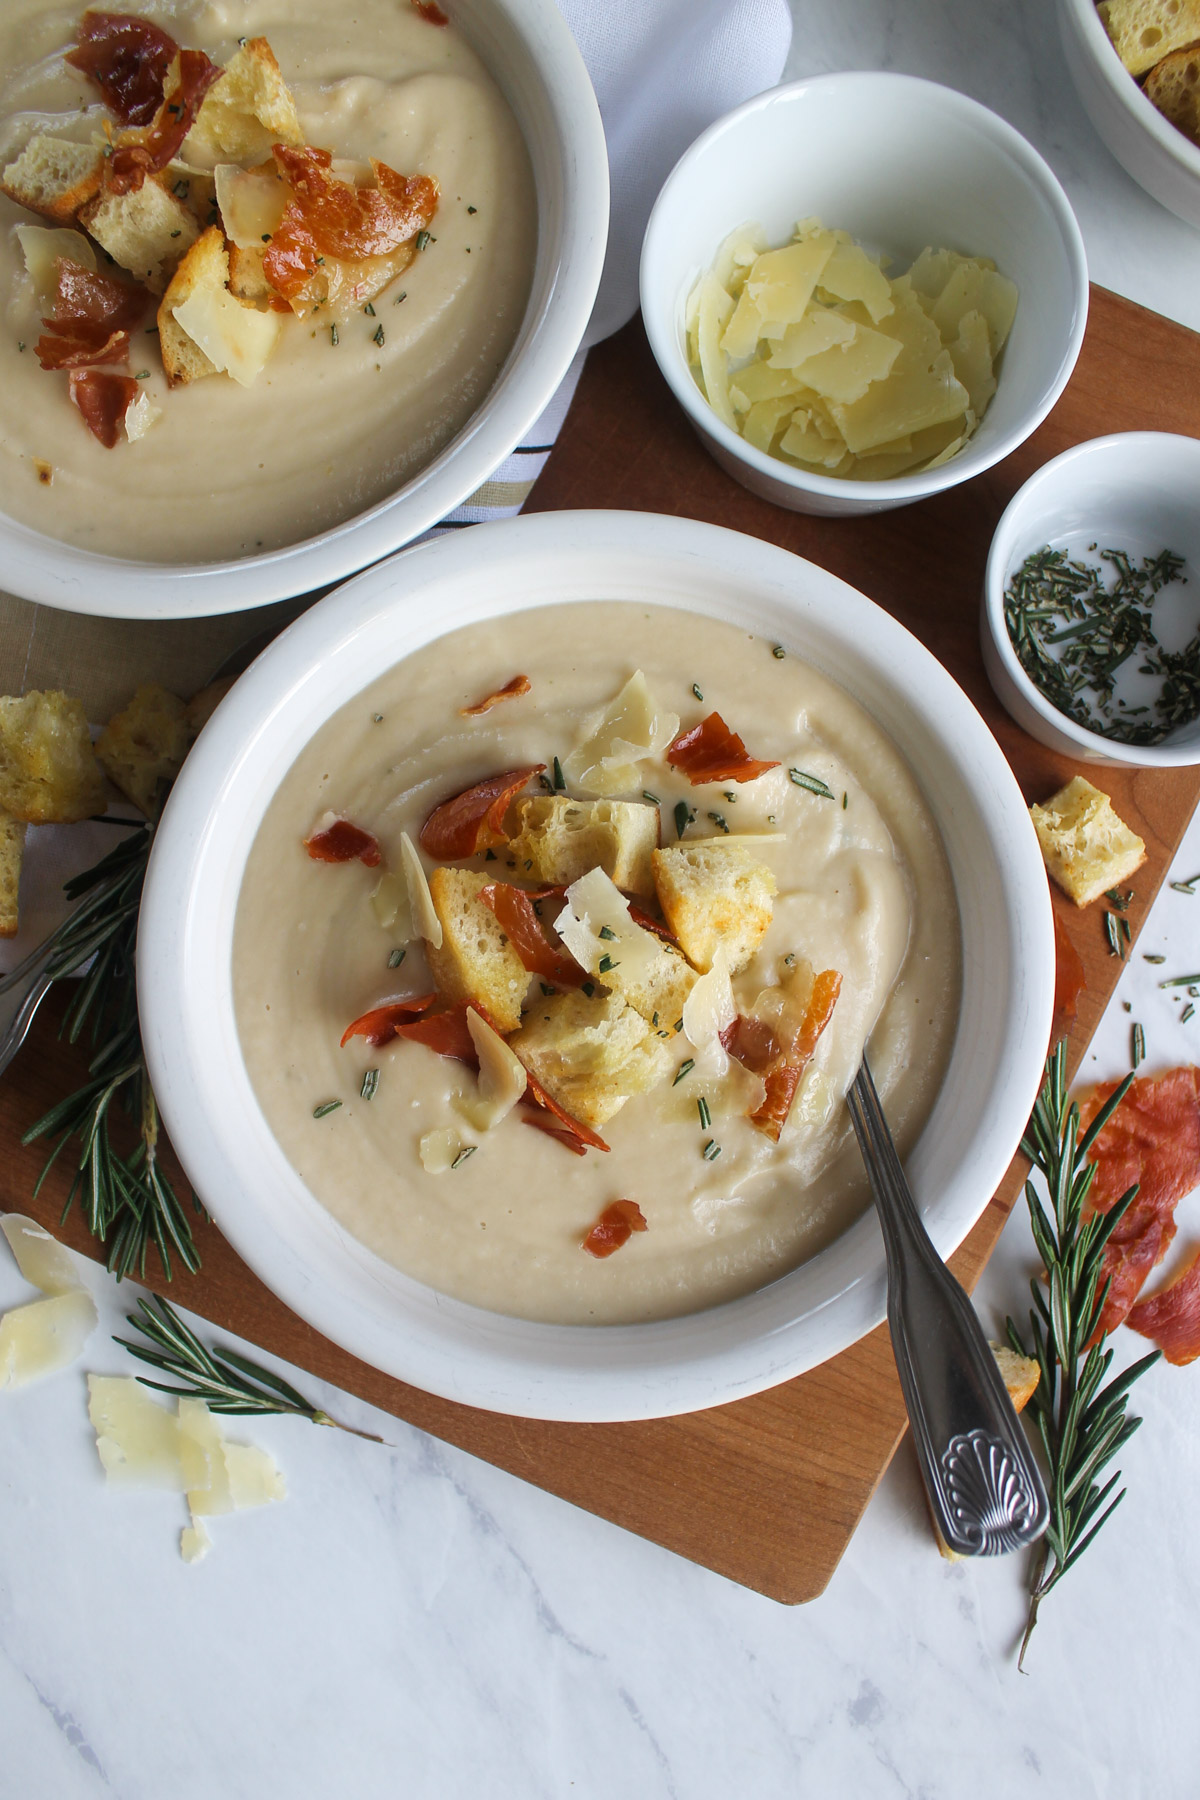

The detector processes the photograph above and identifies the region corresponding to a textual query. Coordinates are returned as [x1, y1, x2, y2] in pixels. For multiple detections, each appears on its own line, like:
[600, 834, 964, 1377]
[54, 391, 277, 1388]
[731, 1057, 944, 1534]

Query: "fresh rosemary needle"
[1006, 1044, 1160, 1666]
[116, 1296, 383, 1440]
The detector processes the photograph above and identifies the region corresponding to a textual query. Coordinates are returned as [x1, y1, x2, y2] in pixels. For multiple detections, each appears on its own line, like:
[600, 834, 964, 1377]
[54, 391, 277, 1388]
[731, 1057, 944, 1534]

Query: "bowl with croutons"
[640, 72, 1089, 517]
[136, 508, 1054, 1421]
[1058, 0, 1200, 229]
[0, 0, 607, 618]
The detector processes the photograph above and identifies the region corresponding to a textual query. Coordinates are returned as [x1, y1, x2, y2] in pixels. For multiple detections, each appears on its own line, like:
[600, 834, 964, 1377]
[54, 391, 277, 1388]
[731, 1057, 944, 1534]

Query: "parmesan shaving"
[181, 1520, 211, 1563]
[681, 947, 736, 1053]
[370, 869, 410, 933]
[554, 868, 665, 989]
[420, 1126, 469, 1172]
[0, 1291, 98, 1390]
[124, 391, 162, 442]
[88, 1374, 187, 1488]
[16, 224, 96, 296]
[460, 1008, 527, 1131]
[1, 1212, 80, 1293]
[399, 831, 442, 950]
[214, 161, 288, 249]
[561, 671, 679, 797]
[171, 283, 282, 387]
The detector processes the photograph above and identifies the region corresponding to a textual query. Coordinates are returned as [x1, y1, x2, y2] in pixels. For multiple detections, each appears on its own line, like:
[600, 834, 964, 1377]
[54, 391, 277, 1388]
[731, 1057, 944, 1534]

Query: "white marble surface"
[4, 3, 1200, 1794]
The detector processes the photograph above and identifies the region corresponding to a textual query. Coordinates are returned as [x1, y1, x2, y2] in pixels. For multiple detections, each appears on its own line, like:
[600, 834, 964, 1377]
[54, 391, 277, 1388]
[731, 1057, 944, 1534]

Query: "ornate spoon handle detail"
[847, 1058, 1049, 1557]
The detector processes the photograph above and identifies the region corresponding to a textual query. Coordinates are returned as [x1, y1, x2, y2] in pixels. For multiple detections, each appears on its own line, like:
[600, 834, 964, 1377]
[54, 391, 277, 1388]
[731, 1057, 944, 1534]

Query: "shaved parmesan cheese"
[562, 671, 679, 797]
[419, 1126, 469, 1173]
[179, 1396, 235, 1517]
[460, 1008, 527, 1130]
[745, 235, 835, 333]
[87, 1375, 186, 1488]
[767, 307, 855, 370]
[817, 239, 894, 323]
[399, 831, 442, 950]
[555, 868, 664, 990]
[0, 1291, 98, 1390]
[16, 224, 96, 297]
[124, 391, 162, 441]
[2, 1212, 80, 1293]
[180, 1520, 211, 1563]
[370, 869, 410, 933]
[214, 161, 288, 249]
[681, 947, 736, 1052]
[224, 1440, 287, 1509]
[172, 283, 281, 387]
[697, 274, 736, 428]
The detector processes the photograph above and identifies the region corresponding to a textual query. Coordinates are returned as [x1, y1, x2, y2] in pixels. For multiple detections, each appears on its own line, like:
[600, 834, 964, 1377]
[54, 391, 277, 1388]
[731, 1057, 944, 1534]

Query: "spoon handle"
[847, 1059, 1049, 1557]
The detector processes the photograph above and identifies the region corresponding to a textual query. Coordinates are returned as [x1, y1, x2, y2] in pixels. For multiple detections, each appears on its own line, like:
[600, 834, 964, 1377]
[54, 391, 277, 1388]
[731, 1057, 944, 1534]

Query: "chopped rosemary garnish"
[1170, 873, 1199, 894]
[1183, 1003, 1196, 1024]
[674, 800, 693, 839]
[484, 848, 497, 860]
[598, 925, 617, 940]
[364, 302, 376, 316]
[415, 230, 432, 251]
[539, 982, 556, 997]
[842, 792, 848, 809]
[673, 1018, 684, 1033]
[1105, 887, 1132, 910]
[642, 790, 660, 805]
[373, 711, 384, 722]
[597, 954, 619, 973]
[373, 324, 385, 347]
[467, 204, 477, 213]
[701, 1139, 721, 1161]
[692, 683, 704, 702]
[581, 981, 595, 998]
[673, 1059, 695, 1085]
[330, 323, 339, 346]
[1007, 1045, 1159, 1666]
[360, 1069, 380, 1101]
[451, 1145, 476, 1168]
[1004, 544, 1198, 745]
[20, 825, 202, 1281]
[134, 369, 150, 380]
[116, 1297, 383, 1439]
[1103, 912, 1124, 958]
[723, 791, 737, 803]
[697, 1096, 711, 1130]
[552, 755, 565, 790]
[1132, 1023, 1145, 1068]
[1159, 972, 1200, 987]
[789, 768, 834, 799]
[707, 811, 729, 833]
[395, 291, 407, 303]
[388, 946, 406, 968]
[1143, 952, 1165, 964]
[313, 1100, 341, 1118]
[771, 644, 785, 659]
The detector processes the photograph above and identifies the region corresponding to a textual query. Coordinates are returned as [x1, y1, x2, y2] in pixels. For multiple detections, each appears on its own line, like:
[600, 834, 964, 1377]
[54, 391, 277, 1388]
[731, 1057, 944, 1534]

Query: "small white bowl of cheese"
[640, 72, 1089, 518]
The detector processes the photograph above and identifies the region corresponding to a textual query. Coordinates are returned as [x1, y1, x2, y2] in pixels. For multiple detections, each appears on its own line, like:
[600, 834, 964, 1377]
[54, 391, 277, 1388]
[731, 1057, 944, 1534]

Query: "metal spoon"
[847, 1057, 1049, 1557]
[0, 944, 57, 1078]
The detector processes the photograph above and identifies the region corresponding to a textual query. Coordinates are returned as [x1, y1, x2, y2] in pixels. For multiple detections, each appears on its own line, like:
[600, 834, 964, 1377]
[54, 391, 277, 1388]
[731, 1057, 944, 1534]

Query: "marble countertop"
[4, 1, 1200, 1794]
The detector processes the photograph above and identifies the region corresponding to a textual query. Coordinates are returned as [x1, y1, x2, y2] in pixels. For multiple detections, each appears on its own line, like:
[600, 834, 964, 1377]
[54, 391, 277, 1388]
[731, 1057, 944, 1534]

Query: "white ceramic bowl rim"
[1060, 0, 1200, 180]
[641, 69, 1090, 505]
[983, 430, 1200, 768]
[138, 509, 1054, 1422]
[0, 0, 608, 620]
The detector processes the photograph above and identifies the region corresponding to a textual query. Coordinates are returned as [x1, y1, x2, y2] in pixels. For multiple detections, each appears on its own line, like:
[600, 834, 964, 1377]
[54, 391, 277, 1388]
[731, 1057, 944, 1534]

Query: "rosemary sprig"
[116, 1295, 383, 1440]
[18, 825, 202, 1280]
[1006, 1044, 1160, 1666]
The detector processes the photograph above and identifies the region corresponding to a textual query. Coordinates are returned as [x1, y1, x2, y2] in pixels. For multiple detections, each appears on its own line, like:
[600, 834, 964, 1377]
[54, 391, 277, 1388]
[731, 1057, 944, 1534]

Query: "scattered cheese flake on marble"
[0, 1291, 98, 1390]
[87, 1374, 187, 1488]
[180, 1519, 211, 1563]
[2, 1212, 82, 1294]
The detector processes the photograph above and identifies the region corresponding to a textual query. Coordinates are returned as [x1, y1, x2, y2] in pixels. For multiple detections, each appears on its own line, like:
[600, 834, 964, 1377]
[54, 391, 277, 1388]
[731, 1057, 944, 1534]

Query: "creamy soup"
[0, 0, 535, 560]
[233, 604, 961, 1326]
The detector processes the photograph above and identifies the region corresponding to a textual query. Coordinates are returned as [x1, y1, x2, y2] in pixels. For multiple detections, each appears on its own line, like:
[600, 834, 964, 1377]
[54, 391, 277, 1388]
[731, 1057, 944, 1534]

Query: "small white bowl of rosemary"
[983, 431, 1200, 766]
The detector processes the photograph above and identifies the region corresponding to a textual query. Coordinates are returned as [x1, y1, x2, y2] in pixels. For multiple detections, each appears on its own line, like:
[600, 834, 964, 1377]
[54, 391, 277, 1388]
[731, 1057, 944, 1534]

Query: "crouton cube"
[653, 839, 776, 972]
[0, 134, 104, 225]
[0, 811, 25, 938]
[508, 797, 659, 898]
[512, 989, 672, 1128]
[0, 691, 103, 824]
[1098, 0, 1200, 76]
[1029, 776, 1146, 908]
[80, 174, 200, 294]
[425, 867, 530, 1033]
[95, 685, 190, 818]
[552, 866, 696, 1029]
[184, 38, 304, 164]
[606, 938, 696, 1036]
[991, 1343, 1041, 1413]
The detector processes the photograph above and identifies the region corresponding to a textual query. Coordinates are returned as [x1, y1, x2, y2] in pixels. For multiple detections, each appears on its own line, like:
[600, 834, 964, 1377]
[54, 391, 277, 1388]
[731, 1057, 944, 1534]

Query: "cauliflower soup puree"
[233, 604, 961, 1327]
[0, 0, 535, 560]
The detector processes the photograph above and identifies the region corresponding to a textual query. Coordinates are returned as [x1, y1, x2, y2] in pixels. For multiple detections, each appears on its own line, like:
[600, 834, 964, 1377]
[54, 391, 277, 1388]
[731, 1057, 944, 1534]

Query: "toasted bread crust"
[0, 690, 104, 825]
[511, 989, 672, 1128]
[0, 134, 104, 225]
[653, 840, 776, 973]
[96, 684, 189, 818]
[425, 867, 530, 1033]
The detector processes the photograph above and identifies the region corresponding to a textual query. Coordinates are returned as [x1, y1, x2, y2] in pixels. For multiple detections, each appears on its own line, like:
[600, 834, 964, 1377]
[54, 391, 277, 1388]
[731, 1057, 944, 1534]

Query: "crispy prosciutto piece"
[582, 1200, 648, 1258]
[479, 883, 583, 988]
[1051, 910, 1086, 1045]
[107, 48, 223, 194]
[392, 1005, 479, 1063]
[1090, 1210, 1178, 1345]
[1127, 1251, 1200, 1365]
[521, 1068, 610, 1154]
[1081, 1068, 1200, 1220]
[262, 146, 439, 303]
[626, 901, 678, 946]
[67, 370, 139, 446]
[66, 12, 180, 126]
[666, 711, 780, 786]
[303, 819, 382, 867]
[419, 764, 544, 860]
[412, 0, 450, 22]
[523, 1115, 588, 1156]
[460, 675, 530, 717]
[722, 969, 842, 1141]
[340, 994, 437, 1048]
[36, 258, 151, 371]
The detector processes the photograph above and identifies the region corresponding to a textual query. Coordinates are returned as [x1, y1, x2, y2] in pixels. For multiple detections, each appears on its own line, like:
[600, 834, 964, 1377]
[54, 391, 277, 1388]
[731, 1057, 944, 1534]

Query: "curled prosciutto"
[66, 11, 180, 126]
[263, 146, 439, 305]
[1127, 1251, 1200, 1365]
[479, 883, 582, 988]
[303, 819, 382, 867]
[67, 370, 140, 447]
[36, 259, 151, 372]
[582, 1200, 647, 1258]
[522, 1068, 610, 1154]
[107, 49, 223, 194]
[722, 967, 842, 1141]
[419, 765, 544, 860]
[340, 994, 437, 1047]
[666, 712, 780, 785]
[460, 675, 531, 717]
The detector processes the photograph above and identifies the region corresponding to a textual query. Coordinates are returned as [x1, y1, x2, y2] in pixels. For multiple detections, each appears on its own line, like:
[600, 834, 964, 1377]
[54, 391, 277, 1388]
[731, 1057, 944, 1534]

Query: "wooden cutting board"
[3, 286, 1198, 1604]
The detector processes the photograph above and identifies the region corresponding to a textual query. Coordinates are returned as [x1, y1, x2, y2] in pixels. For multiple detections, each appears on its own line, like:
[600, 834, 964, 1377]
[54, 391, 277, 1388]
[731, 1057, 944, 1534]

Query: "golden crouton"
[1029, 776, 1146, 908]
[0, 134, 104, 225]
[158, 225, 281, 386]
[511, 989, 672, 1128]
[185, 676, 235, 738]
[80, 173, 200, 294]
[653, 840, 776, 973]
[0, 691, 103, 824]
[425, 867, 530, 1033]
[0, 811, 26, 938]
[227, 243, 272, 308]
[95, 685, 189, 818]
[1098, 0, 1200, 75]
[158, 227, 224, 385]
[508, 797, 659, 899]
[184, 39, 304, 165]
[602, 936, 696, 1036]
[1145, 46, 1200, 141]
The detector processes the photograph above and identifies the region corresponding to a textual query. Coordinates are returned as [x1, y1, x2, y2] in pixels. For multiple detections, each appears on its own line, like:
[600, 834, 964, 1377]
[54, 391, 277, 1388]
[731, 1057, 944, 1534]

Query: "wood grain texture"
[1, 286, 1197, 1604]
